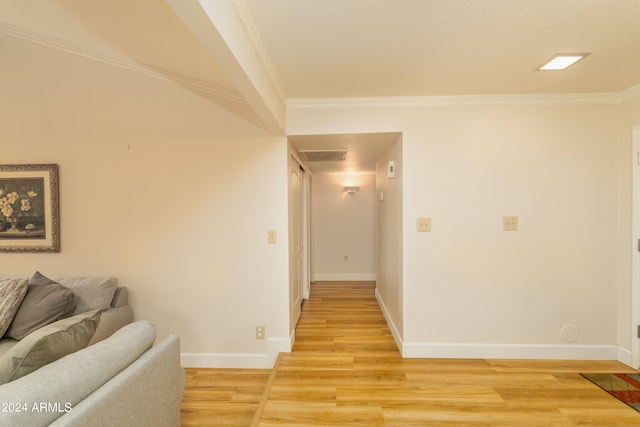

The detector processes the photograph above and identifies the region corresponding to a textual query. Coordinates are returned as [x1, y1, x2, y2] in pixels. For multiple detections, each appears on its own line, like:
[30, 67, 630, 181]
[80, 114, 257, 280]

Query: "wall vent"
[298, 149, 346, 162]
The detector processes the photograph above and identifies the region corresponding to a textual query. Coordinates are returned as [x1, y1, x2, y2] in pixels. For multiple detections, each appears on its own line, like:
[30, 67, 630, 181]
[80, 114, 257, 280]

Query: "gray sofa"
[0, 274, 184, 426]
[0, 320, 184, 426]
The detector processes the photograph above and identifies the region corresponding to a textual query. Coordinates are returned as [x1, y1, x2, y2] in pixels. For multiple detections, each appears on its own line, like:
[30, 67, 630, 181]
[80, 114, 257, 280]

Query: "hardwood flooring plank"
[181, 368, 270, 427]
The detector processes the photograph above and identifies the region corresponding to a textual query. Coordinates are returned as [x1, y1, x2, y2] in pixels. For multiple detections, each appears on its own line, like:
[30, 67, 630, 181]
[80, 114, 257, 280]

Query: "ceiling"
[2, 0, 639, 174]
[245, 0, 640, 98]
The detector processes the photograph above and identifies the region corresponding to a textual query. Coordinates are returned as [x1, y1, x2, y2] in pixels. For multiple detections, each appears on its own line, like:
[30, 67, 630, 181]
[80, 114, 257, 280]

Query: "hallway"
[292, 281, 396, 354]
[253, 282, 639, 426]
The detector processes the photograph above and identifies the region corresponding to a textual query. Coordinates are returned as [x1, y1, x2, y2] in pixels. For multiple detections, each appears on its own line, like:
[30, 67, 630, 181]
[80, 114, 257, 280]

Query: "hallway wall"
[312, 173, 376, 281]
[288, 97, 625, 361]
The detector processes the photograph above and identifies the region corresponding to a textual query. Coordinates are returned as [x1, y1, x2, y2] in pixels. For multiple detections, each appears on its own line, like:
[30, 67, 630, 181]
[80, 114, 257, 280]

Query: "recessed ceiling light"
[537, 53, 590, 71]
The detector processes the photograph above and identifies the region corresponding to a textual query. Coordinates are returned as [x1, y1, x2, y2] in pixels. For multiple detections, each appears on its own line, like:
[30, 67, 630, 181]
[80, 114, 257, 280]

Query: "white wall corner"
[375, 288, 403, 352]
[268, 336, 292, 366]
[617, 346, 633, 368]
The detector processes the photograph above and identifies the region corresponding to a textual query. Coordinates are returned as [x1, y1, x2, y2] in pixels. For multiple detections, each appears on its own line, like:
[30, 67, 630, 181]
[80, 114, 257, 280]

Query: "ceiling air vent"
[298, 149, 347, 162]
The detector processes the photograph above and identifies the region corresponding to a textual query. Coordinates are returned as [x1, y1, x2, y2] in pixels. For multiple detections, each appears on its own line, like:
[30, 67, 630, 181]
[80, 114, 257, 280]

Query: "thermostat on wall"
[387, 161, 395, 178]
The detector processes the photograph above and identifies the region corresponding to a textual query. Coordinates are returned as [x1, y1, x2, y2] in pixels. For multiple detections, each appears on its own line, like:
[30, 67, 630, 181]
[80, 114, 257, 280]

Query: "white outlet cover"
[416, 217, 431, 232]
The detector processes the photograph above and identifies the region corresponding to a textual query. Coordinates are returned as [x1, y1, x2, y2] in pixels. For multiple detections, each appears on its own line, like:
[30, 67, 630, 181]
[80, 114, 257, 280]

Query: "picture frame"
[0, 164, 60, 252]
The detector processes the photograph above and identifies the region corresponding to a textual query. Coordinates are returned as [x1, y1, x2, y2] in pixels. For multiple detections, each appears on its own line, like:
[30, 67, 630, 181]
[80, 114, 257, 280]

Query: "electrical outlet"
[267, 230, 277, 244]
[503, 216, 518, 231]
[255, 326, 265, 340]
[416, 217, 431, 232]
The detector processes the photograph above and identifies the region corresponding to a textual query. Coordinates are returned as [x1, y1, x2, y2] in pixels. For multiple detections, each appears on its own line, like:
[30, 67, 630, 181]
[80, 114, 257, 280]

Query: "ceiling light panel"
[538, 53, 590, 71]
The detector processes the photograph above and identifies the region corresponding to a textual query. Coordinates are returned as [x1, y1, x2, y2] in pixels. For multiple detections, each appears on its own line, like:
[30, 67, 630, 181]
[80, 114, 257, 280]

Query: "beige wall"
[5, 32, 640, 367]
[1, 37, 291, 367]
[288, 98, 628, 361]
[312, 173, 376, 281]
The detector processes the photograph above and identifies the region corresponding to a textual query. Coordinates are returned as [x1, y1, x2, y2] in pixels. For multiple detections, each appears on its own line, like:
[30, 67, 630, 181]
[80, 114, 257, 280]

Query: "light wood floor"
[181, 281, 640, 426]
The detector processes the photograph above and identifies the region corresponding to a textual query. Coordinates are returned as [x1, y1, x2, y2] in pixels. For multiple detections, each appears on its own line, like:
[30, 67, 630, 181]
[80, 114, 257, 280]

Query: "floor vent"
[298, 149, 346, 162]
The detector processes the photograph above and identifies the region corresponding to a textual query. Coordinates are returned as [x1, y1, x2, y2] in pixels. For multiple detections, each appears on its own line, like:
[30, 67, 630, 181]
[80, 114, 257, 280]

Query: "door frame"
[631, 125, 640, 368]
[302, 171, 312, 300]
[288, 151, 312, 332]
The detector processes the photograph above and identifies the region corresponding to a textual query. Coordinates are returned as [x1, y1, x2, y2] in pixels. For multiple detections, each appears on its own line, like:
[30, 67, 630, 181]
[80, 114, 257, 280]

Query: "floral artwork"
[0, 164, 59, 252]
[0, 178, 46, 237]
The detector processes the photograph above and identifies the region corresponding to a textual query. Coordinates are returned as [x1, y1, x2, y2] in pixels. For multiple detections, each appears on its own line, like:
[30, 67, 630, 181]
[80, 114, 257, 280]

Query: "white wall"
[376, 136, 403, 343]
[312, 173, 376, 281]
[0, 36, 291, 368]
[288, 97, 627, 361]
[619, 93, 640, 364]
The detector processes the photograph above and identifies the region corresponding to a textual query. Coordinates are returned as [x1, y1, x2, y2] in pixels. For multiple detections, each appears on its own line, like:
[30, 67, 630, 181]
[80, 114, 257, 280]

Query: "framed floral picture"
[0, 164, 60, 252]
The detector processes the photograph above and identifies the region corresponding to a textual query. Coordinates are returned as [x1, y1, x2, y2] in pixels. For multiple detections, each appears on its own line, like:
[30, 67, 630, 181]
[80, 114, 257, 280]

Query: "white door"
[289, 155, 304, 332]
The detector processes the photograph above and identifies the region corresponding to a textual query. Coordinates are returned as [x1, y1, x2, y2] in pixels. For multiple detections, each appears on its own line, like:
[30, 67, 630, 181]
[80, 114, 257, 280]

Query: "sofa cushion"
[0, 320, 156, 427]
[0, 279, 28, 339]
[56, 276, 118, 315]
[0, 309, 101, 384]
[5, 272, 77, 340]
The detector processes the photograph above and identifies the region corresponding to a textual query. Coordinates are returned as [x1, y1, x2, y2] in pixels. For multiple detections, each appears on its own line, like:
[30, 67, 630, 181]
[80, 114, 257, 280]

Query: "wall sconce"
[344, 186, 360, 194]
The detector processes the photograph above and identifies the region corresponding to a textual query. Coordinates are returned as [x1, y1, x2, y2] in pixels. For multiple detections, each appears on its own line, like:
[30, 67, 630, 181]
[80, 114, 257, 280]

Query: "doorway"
[287, 132, 403, 353]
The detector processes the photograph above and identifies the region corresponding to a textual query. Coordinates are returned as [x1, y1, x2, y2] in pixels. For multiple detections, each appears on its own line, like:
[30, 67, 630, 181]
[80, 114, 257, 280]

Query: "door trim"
[631, 125, 640, 368]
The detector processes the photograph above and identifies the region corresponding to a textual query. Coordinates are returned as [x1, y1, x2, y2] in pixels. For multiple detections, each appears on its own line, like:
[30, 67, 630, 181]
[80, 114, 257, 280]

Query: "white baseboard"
[314, 273, 377, 281]
[402, 342, 622, 361]
[374, 288, 403, 352]
[181, 352, 272, 369]
[181, 337, 291, 369]
[183, 343, 633, 368]
[374, 288, 631, 364]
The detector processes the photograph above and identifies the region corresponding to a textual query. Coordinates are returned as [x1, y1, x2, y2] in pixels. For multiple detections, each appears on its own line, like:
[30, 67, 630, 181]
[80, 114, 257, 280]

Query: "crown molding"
[621, 83, 640, 103]
[4, 21, 638, 110]
[288, 92, 623, 111]
[1, 22, 247, 105]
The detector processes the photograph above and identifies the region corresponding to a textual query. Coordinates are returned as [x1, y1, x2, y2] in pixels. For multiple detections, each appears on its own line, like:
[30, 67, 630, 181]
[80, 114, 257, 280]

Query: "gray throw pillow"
[5, 272, 77, 341]
[56, 277, 118, 315]
[0, 279, 28, 339]
[0, 309, 101, 384]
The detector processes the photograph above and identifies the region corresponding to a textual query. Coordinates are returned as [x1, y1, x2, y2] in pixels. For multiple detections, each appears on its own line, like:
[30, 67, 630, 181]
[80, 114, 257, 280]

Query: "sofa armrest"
[0, 321, 157, 427]
[49, 335, 183, 427]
